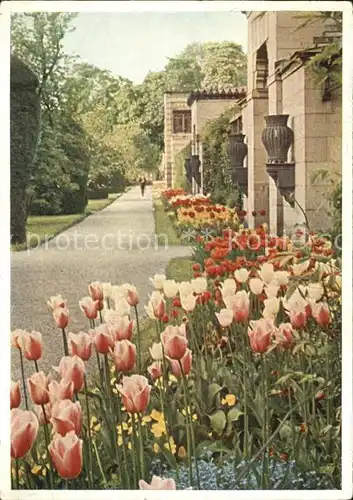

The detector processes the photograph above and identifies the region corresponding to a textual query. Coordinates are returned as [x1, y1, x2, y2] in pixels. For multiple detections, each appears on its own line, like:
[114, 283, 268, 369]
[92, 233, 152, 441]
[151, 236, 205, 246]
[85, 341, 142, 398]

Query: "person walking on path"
[140, 176, 146, 197]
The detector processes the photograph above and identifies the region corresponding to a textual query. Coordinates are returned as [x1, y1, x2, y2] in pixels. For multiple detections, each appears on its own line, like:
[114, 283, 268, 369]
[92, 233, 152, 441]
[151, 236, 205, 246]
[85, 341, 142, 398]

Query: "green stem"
[130, 414, 139, 488]
[242, 332, 249, 458]
[15, 459, 19, 489]
[84, 374, 94, 488]
[19, 349, 28, 410]
[137, 415, 146, 480]
[99, 310, 103, 324]
[41, 406, 54, 489]
[134, 306, 142, 373]
[288, 387, 297, 462]
[116, 386, 131, 489]
[261, 355, 269, 489]
[61, 328, 69, 356]
[34, 360, 39, 373]
[92, 439, 107, 487]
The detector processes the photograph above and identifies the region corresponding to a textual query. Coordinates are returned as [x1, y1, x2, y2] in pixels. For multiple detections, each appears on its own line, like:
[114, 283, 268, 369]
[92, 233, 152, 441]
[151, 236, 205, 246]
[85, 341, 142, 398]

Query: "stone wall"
[164, 92, 192, 188]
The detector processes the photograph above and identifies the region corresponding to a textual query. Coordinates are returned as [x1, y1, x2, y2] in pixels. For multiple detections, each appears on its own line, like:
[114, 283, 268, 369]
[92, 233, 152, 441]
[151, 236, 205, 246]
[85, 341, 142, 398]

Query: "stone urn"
[228, 133, 248, 168]
[184, 157, 192, 185]
[261, 114, 294, 164]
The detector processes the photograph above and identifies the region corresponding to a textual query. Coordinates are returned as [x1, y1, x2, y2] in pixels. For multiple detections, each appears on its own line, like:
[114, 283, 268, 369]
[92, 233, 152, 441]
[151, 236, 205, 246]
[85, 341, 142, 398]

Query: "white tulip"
[292, 260, 310, 276]
[179, 281, 194, 297]
[273, 271, 290, 287]
[149, 342, 164, 361]
[258, 263, 275, 284]
[234, 268, 249, 283]
[306, 282, 324, 301]
[150, 274, 166, 290]
[249, 278, 264, 295]
[163, 280, 179, 298]
[191, 277, 208, 294]
[180, 293, 197, 312]
[265, 281, 280, 299]
[215, 309, 233, 327]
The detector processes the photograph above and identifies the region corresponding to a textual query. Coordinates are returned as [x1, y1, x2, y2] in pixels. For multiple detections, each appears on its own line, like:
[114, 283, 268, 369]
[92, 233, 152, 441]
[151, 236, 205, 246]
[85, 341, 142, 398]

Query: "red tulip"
[48, 379, 74, 404]
[49, 431, 83, 479]
[68, 331, 92, 361]
[79, 297, 100, 320]
[93, 324, 114, 354]
[168, 349, 192, 377]
[161, 324, 188, 360]
[248, 318, 275, 353]
[53, 307, 70, 329]
[57, 356, 85, 392]
[139, 475, 176, 490]
[276, 323, 294, 349]
[288, 308, 307, 329]
[11, 409, 39, 459]
[51, 400, 82, 436]
[18, 330, 43, 361]
[110, 340, 136, 373]
[311, 302, 331, 327]
[10, 381, 21, 409]
[117, 375, 151, 414]
[88, 282, 104, 301]
[147, 361, 163, 380]
[27, 371, 50, 405]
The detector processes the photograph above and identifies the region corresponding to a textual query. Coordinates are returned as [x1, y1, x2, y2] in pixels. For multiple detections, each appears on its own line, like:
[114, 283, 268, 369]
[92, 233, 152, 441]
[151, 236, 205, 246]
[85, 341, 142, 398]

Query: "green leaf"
[208, 410, 227, 435]
[227, 407, 243, 423]
[207, 383, 223, 409]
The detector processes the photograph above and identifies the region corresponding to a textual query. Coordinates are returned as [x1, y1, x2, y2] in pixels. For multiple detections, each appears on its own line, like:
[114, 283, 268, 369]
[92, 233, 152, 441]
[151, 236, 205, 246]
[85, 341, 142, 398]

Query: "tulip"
[163, 279, 179, 298]
[168, 349, 192, 377]
[248, 318, 275, 353]
[224, 290, 250, 323]
[114, 298, 131, 316]
[234, 268, 249, 283]
[191, 277, 208, 294]
[104, 313, 134, 341]
[47, 295, 66, 311]
[10, 381, 21, 409]
[273, 271, 290, 287]
[53, 307, 70, 329]
[49, 431, 83, 479]
[150, 274, 166, 290]
[275, 323, 294, 349]
[68, 331, 92, 361]
[148, 361, 163, 380]
[88, 282, 104, 301]
[124, 284, 139, 307]
[215, 309, 233, 327]
[27, 371, 50, 406]
[249, 278, 264, 295]
[149, 342, 164, 361]
[258, 263, 275, 284]
[57, 355, 85, 392]
[311, 301, 331, 327]
[92, 324, 114, 354]
[265, 281, 280, 299]
[180, 293, 197, 312]
[178, 281, 194, 296]
[161, 325, 188, 360]
[263, 297, 281, 319]
[51, 400, 82, 436]
[18, 330, 43, 361]
[79, 297, 99, 320]
[110, 340, 136, 373]
[36, 402, 52, 425]
[11, 409, 39, 459]
[307, 282, 324, 301]
[11, 329, 26, 349]
[145, 291, 166, 320]
[221, 278, 237, 298]
[48, 379, 74, 404]
[292, 260, 310, 276]
[117, 375, 151, 414]
[139, 475, 176, 490]
[288, 307, 307, 329]
[102, 282, 112, 299]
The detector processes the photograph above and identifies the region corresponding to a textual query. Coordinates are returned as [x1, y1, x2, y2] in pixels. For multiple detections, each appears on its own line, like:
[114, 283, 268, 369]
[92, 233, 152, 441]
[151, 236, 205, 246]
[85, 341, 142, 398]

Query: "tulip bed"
[10, 199, 342, 491]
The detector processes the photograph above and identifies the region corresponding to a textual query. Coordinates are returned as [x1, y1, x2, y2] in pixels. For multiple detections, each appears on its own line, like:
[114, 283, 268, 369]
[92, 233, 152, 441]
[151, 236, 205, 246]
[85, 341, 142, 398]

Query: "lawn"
[153, 193, 184, 246]
[166, 256, 194, 282]
[11, 193, 121, 251]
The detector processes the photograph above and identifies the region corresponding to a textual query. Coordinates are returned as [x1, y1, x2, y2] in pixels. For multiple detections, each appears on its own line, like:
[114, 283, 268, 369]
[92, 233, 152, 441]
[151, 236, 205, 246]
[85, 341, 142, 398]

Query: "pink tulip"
[47, 295, 67, 311]
[53, 307, 70, 329]
[36, 402, 52, 425]
[224, 290, 250, 323]
[51, 400, 82, 436]
[248, 318, 275, 353]
[288, 308, 307, 329]
[125, 285, 139, 307]
[49, 431, 83, 479]
[57, 356, 85, 392]
[106, 315, 134, 341]
[110, 340, 136, 373]
[275, 323, 294, 349]
[139, 475, 176, 490]
[79, 297, 100, 320]
[311, 302, 331, 327]
[27, 371, 50, 405]
[10, 381, 21, 409]
[48, 379, 74, 404]
[147, 361, 163, 380]
[89, 282, 104, 301]
[168, 349, 192, 377]
[117, 375, 151, 414]
[68, 331, 92, 361]
[161, 324, 188, 360]
[93, 324, 114, 354]
[18, 330, 43, 361]
[11, 409, 39, 459]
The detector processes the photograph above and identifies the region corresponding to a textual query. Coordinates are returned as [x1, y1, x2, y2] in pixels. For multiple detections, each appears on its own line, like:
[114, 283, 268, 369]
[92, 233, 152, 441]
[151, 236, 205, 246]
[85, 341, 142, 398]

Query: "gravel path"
[11, 185, 191, 380]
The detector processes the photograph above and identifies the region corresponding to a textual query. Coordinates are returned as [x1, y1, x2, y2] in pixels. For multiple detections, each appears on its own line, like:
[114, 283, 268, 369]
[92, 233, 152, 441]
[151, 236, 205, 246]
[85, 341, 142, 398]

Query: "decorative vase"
[228, 133, 248, 169]
[261, 115, 294, 164]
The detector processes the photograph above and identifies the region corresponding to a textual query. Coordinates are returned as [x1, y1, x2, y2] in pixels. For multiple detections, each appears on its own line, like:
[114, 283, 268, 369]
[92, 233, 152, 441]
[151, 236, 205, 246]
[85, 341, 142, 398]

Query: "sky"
[62, 11, 248, 83]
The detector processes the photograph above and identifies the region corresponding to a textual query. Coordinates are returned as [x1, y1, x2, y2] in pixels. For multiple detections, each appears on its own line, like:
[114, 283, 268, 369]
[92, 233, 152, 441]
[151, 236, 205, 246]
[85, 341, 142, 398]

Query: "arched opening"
[255, 42, 269, 89]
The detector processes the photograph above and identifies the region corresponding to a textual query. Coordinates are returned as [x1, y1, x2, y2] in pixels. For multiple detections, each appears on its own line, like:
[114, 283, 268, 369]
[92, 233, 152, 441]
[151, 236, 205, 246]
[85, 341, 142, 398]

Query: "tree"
[201, 42, 247, 89]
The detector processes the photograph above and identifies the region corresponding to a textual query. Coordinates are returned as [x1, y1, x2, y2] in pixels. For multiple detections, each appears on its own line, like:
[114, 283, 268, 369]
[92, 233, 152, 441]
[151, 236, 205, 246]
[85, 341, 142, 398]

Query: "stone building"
[239, 11, 342, 234]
